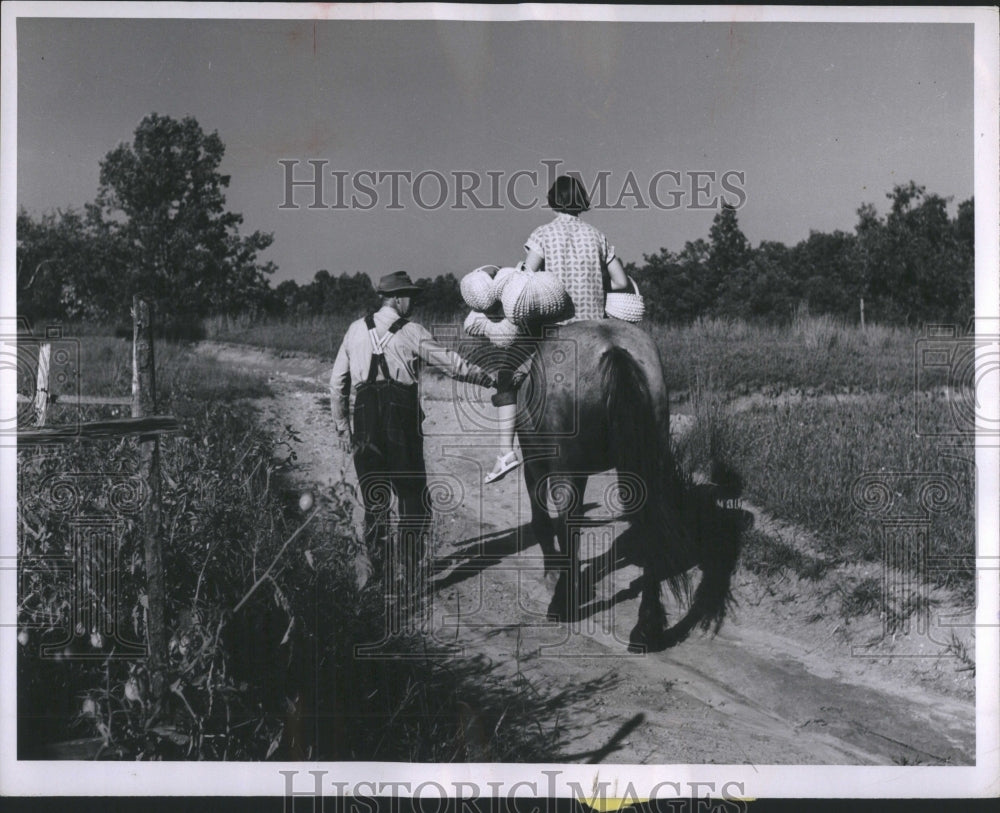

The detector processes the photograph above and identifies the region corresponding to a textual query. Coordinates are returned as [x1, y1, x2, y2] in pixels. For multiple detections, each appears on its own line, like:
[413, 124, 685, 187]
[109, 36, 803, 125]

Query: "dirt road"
[197, 341, 975, 765]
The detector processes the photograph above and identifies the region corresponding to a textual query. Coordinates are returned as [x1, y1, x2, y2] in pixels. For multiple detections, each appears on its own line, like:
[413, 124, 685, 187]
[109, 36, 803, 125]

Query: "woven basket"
[498, 271, 529, 318]
[463, 310, 490, 337]
[500, 271, 570, 326]
[460, 267, 500, 312]
[483, 317, 521, 347]
[490, 266, 521, 300]
[605, 276, 645, 323]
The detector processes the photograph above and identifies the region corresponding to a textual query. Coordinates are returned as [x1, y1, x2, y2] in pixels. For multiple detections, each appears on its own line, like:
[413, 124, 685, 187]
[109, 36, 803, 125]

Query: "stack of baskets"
[460, 265, 644, 343]
[460, 264, 570, 347]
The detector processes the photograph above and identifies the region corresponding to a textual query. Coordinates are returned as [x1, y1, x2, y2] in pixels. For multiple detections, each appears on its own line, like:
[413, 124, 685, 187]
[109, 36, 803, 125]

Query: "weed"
[944, 631, 975, 676]
[683, 394, 974, 596]
[652, 315, 942, 395]
[739, 530, 830, 581]
[838, 576, 883, 620]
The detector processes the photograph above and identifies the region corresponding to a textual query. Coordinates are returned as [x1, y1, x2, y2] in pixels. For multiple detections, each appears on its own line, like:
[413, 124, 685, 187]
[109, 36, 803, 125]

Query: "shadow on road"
[431, 521, 649, 624]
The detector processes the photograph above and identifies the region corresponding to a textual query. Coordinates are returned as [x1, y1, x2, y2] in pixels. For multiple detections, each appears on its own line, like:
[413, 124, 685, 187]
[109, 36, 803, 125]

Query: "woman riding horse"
[484, 175, 632, 483]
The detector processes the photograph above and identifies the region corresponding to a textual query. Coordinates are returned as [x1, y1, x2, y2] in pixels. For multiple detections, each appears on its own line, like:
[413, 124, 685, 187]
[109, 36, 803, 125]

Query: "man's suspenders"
[363, 314, 409, 384]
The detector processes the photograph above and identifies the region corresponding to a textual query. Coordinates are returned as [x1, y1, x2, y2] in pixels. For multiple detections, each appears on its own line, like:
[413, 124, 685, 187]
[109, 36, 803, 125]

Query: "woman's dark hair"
[547, 175, 591, 215]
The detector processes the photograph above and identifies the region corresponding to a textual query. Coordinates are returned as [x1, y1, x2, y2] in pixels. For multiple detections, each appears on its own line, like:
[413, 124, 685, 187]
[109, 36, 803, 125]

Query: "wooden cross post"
[132, 297, 167, 699]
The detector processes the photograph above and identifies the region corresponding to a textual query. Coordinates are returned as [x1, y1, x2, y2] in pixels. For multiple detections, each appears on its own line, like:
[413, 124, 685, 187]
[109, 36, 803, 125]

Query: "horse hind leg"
[524, 459, 558, 579]
[628, 512, 679, 653]
[629, 568, 668, 653]
[546, 474, 589, 623]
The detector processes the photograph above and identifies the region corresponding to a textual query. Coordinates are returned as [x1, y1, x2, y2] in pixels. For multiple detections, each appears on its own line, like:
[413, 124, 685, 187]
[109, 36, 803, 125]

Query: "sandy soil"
[196, 340, 976, 766]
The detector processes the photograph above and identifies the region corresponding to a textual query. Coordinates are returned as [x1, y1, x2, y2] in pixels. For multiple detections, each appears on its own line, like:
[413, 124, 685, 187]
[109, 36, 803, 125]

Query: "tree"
[631, 239, 713, 323]
[414, 273, 464, 321]
[93, 113, 275, 324]
[16, 207, 126, 323]
[742, 240, 800, 320]
[852, 183, 973, 325]
[952, 197, 975, 320]
[707, 204, 752, 315]
[17, 208, 84, 321]
[792, 230, 858, 318]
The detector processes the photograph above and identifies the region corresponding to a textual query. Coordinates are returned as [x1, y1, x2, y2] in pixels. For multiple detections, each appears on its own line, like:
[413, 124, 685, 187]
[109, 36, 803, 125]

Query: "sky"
[15, 14, 975, 287]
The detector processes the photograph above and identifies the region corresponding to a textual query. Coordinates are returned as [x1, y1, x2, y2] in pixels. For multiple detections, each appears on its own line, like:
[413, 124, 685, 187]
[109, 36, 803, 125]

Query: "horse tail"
[659, 455, 746, 646]
[600, 347, 693, 605]
[704, 461, 745, 628]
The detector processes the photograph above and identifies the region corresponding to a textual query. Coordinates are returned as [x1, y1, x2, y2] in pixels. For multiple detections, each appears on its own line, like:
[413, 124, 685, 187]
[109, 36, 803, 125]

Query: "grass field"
[679, 392, 974, 595]
[16, 332, 274, 415]
[203, 313, 356, 359]
[650, 313, 948, 395]
[202, 310, 949, 395]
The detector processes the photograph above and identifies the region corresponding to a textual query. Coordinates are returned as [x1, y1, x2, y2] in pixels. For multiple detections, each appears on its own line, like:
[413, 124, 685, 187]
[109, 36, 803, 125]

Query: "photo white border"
[1, 1, 997, 800]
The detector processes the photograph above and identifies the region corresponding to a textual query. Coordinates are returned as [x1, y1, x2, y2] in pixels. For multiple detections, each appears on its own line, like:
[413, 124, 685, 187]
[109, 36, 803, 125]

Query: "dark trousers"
[351, 381, 430, 570]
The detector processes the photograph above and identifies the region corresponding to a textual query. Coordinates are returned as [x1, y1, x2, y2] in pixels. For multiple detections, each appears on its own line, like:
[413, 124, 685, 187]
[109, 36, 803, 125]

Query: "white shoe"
[485, 451, 521, 484]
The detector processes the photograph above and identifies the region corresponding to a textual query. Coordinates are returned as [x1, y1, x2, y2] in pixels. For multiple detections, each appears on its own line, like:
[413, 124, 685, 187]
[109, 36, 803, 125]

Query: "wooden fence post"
[132, 297, 167, 698]
[33, 342, 50, 426]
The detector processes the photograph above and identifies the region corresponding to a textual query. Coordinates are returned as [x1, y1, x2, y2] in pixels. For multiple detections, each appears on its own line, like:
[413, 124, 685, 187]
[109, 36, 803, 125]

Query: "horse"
[513, 319, 748, 652]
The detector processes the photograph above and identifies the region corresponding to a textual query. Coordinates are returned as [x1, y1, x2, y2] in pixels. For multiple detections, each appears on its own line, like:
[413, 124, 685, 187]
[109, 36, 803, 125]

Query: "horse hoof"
[661, 626, 689, 649]
[627, 639, 647, 655]
[628, 626, 666, 654]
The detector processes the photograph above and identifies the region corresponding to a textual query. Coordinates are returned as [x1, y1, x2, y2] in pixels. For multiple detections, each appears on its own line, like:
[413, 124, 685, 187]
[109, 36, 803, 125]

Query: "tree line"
[17, 114, 973, 331]
[628, 188, 973, 326]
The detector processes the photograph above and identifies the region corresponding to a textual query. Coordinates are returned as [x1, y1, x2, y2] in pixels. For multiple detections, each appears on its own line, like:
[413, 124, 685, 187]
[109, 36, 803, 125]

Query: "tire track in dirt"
[196, 341, 975, 765]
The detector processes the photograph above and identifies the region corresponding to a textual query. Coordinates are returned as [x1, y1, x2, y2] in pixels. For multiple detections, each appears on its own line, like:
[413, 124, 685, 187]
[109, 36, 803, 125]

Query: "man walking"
[330, 271, 494, 594]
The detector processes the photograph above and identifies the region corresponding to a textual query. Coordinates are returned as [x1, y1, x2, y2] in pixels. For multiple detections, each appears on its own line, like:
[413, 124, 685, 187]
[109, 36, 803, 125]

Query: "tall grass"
[651, 315, 940, 396]
[202, 310, 942, 396]
[680, 393, 974, 594]
[204, 307, 465, 360]
[16, 329, 273, 431]
[203, 313, 355, 359]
